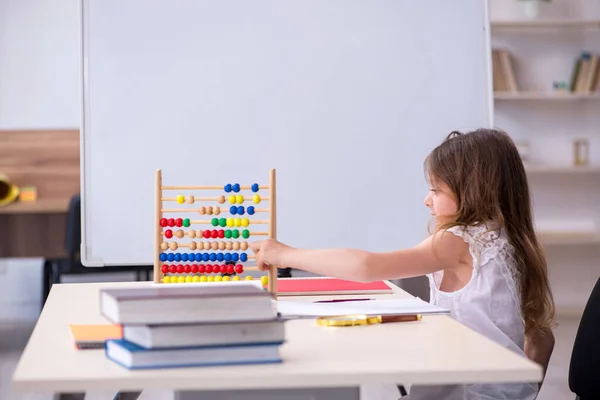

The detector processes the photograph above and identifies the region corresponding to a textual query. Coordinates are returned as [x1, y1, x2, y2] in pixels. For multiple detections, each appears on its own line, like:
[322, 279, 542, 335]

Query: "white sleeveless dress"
[406, 223, 539, 400]
[360, 223, 539, 400]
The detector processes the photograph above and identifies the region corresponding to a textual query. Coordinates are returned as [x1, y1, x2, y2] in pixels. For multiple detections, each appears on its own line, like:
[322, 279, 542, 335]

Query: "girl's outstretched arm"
[250, 230, 465, 282]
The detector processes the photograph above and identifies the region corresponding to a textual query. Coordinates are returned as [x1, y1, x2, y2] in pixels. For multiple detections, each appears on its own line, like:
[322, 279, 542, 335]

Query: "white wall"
[0, 0, 80, 319]
[489, 0, 600, 315]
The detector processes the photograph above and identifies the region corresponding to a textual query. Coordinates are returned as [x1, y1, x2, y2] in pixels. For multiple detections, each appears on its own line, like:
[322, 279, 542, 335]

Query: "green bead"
[219, 218, 227, 227]
[242, 229, 250, 239]
[225, 230, 232, 239]
[183, 218, 190, 227]
[211, 218, 218, 226]
[232, 229, 240, 239]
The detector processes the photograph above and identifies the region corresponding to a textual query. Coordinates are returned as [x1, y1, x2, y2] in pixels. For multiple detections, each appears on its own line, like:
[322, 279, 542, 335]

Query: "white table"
[11, 280, 542, 398]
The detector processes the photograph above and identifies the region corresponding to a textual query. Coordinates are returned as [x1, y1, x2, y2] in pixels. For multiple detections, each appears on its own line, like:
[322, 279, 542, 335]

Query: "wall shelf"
[495, 91, 600, 101]
[491, 19, 600, 29]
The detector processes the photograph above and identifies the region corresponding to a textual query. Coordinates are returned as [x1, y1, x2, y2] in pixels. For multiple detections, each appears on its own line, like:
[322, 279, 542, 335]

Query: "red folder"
[276, 277, 392, 296]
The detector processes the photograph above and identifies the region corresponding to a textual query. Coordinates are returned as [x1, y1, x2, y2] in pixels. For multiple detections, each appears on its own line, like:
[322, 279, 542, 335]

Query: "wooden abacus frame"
[153, 168, 278, 297]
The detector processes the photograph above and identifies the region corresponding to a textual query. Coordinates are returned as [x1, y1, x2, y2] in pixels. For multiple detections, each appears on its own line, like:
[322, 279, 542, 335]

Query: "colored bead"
[220, 265, 227, 273]
[210, 253, 217, 261]
[241, 242, 248, 250]
[198, 206, 206, 215]
[211, 230, 218, 238]
[223, 275, 231, 281]
[177, 276, 185, 283]
[205, 242, 212, 250]
[228, 195, 236, 204]
[218, 229, 225, 238]
[225, 253, 232, 262]
[215, 276, 223, 282]
[163, 276, 171, 283]
[194, 253, 202, 261]
[183, 218, 190, 227]
[175, 229, 184, 239]
[175, 253, 182, 261]
[240, 253, 248, 262]
[165, 229, 173, 239]
[176, 265, 184, 274]
[167, 253, 175, 262]
[203, 230, 210, 238]
[206, 206, 213, 215]
[188, 230, 196, 238]
[184, 265, 191, 273]
[224, 184, 232, 193]
[202, 253, 209, 261]
[160, 218, 168, 227]
[217, 195, 225, 204]
[247, 206, 255, 215]
[214, 206, 221, 215]
[235, 264, 243, 274]
[232, 253, 239, 262]
[261, 275, 269, 286]
[232, 230, 240, 239]
[241, 218, 249, 227]
[234, 218, 241, 227]
[245, 276, 253, 280]
[226, 218, 234, 227]
[191, 264, 198, 273]
[169, 265, 176, 273]
[232, 183, 240, 192]
[205, 265, 213, 273]
[185, 276, 193, 283]
[168, 242, 177, 251]
[189, 242, 197, 250]
[224, 230, 232, 239]
[230, 206, 237, 215]
[252, 194, 260, 204]
[227, 265, 234, 274]
[233, 276, 241, 281]
[161, 265, 169, 274]
[218, 242, 226, 250]
[181, 253, 189, 261]
[219, 218, 227, 227]
[200, 275, 207, 282]
[198, 264, 205, 273]
[237, 206, 245, 215]
[242, 230, 250, 239]
[176, 195, 185, 204]
[207, 276, 215, 282]
[233, 242, 240, 250]
[192, 276, 201, 282]
[211, 218, 219, 226]
[186, 195, 195, 204]
[236, 195, 244, 204]
[160, 253, 167, 261]
[251, 183, 259, 192]
[167, 218, 175, 226]
[217, 253, 224, 261]
[196, 229, 203, 237]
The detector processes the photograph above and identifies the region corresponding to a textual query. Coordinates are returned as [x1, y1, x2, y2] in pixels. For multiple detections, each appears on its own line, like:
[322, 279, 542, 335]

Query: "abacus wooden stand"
[153, 169, 278, 297]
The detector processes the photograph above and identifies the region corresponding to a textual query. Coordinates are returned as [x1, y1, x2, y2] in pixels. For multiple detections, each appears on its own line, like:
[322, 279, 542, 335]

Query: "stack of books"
[98, 284, 285, 369]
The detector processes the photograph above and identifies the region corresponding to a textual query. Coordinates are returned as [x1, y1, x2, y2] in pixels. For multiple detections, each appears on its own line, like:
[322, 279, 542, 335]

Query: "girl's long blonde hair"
[425, 128, 555, 336]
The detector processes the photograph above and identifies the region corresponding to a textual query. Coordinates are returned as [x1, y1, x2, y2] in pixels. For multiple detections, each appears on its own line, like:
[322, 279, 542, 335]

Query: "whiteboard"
[80, 0, 493, 267]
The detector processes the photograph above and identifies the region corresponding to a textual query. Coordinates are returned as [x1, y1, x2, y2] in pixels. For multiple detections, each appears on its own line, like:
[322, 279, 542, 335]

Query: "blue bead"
[181, 253, 189, 261]
[240, 253, 248, 262]
[225, 253, 232, 262]
[189, 252, 194, 259]
[209, 253, 217, 261]
[194, 253, 202, 261]
[217, 253, 224, 261]
[202, 253, 209, 262]
[232, 183, 240, 192]
[174, 253, 182, 262]
[247, 206, 255, 215]
[160, 253, 167, 262]
[251, 183, 259, 192]
[224, 184, 232, 193]
[237, 206, 245, 215]
[167, 253, 175, 261]
[230, 206, 237, 215]
[232, 253, 239, 262]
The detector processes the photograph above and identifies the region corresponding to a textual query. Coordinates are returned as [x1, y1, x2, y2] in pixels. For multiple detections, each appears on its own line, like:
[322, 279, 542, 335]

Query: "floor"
[0, 306, 580, 400]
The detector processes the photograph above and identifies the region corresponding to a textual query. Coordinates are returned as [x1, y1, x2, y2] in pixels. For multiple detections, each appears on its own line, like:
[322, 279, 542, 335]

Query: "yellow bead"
[200, 275, 207, 282]
[177, 276, 185, 283]
[222, 275, 230, 281]
[261, 276, 269, 286]
[192, 276, 200, 282]
[163, 276, 171, 283]
[252, 194, 261, 204]
[236, 195, 244, 204]
[241, 218, 249, 227]
[226, 218, 234, 227]
[233, 276, 241, 281]
[176, 195, 185, 204]
[185, 276, 193, 283]
[228, 195, 236, 204]
[207, 276, 215, 282]
[245, 276, 253, 280]
[215, 276, 223, 282]
[234, 218, 241, 227]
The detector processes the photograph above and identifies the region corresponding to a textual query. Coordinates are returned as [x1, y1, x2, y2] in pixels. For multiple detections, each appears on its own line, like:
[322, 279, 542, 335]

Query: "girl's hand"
[249, 239, 293, 271]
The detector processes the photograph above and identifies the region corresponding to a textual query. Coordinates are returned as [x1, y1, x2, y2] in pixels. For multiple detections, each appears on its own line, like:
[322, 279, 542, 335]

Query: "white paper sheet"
[276, 298, 449, 318]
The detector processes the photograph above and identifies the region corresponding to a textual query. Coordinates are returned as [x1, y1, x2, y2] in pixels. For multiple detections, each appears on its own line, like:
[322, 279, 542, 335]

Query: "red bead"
[177, 264, 184, 274]
[220, 265, 227, 273]
[227, 265, 234, 274]
[203, 230, 211, 239]
[169, 265, 177, 274]
[160, 218, 168, 227]
[161, 265, 168, 274]
[167, 218, 175, 227]
[191, 264, 198, 273]
[205, 265, 213, 273]
[165, 229, 173, 239]
[175, 218, 183, 227]
[218, 229, 225, 238]
[235, 264, 243, 274]
[198, 264, 205, 273]
[211, 230, 218, 238]
[184, 265, 191, 273]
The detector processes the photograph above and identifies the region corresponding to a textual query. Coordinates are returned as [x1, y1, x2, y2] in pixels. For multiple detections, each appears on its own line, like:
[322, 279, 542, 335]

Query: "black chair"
[568, 276, 600, 400]
[42, 194, 153, 309]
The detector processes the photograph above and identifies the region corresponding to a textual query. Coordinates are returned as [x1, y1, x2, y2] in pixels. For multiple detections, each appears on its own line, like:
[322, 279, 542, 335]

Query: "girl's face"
[424, 177, 458, 223]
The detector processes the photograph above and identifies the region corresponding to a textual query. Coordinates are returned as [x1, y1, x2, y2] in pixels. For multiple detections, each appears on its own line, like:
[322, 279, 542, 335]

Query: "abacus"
[153, 169, 278, 296]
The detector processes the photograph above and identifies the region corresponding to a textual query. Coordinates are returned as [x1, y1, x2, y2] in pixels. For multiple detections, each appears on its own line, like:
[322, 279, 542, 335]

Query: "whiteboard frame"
[78, 0, 494, 267]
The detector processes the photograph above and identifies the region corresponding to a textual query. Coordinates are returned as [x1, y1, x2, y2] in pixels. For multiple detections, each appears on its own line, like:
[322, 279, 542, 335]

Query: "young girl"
[251, 128, 556, 400]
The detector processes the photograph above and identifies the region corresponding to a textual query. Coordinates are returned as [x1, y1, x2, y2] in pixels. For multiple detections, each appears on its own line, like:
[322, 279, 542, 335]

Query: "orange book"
[69, 324, 122, 349]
